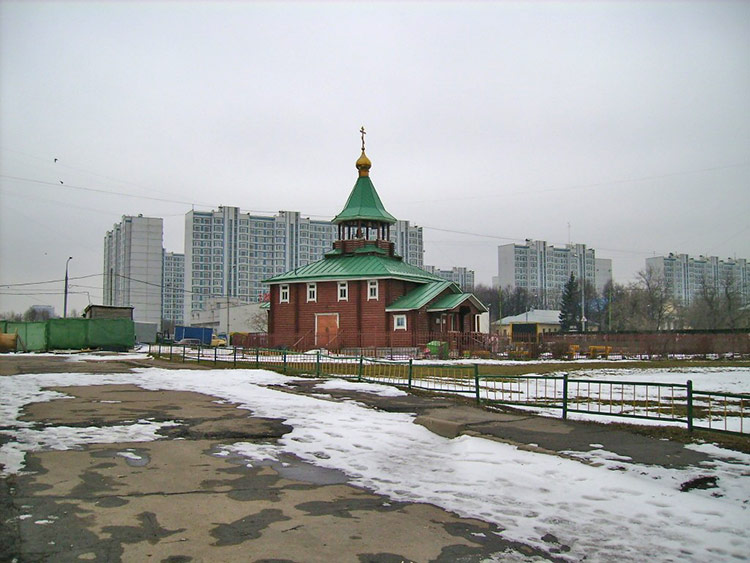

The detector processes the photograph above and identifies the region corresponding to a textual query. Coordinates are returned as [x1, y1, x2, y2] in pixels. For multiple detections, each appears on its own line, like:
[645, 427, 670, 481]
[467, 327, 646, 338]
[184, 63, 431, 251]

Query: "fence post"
[157, 343, 161, 357]
[182, 344, 186, 363]
[233, 346, 237, 368]
[256, 347, 260, 369]
[169, 343, 173, 361]
[358, 354, 363, 381]
[687, 379, 693, 432]
[283, 350, 287, 374]
[408, 359, 413, 390]
[316, 350, 321, 377]
[562, 373, 568, 419]
[474, 364, 480, 405]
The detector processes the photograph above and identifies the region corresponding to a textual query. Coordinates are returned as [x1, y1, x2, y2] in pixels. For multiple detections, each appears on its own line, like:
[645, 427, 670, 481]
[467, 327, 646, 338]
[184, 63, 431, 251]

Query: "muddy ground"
[0, 355, 565, 562]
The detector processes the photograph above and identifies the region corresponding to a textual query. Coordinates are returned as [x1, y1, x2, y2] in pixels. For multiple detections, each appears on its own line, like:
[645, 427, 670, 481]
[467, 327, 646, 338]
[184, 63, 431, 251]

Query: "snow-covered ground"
[1, 365, 749, 562]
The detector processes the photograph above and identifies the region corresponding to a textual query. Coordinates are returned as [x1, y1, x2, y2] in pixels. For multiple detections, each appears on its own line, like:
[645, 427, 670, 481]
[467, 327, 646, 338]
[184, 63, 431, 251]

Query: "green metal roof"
[264, 253, 444, 285]
[427, 293, 489, 313]
[332, 176, 397, 225]
[385, 280, 455, 312]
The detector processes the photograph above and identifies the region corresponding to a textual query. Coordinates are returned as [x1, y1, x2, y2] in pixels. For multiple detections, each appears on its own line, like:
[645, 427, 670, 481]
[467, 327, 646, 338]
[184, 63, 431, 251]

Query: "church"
[264, 130, 487, 351]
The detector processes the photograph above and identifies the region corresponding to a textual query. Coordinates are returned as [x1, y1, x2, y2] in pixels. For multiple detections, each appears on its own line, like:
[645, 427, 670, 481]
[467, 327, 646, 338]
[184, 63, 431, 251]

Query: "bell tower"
[331, 127, 398, 257]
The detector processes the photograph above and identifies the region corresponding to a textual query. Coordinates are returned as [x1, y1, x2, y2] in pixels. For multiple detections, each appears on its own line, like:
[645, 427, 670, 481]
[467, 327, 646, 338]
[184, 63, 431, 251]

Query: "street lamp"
[64, 256, 73, 318]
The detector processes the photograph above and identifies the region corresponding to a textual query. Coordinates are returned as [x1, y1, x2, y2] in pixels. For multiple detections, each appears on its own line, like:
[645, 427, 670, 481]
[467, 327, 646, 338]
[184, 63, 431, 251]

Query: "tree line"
[2, 308, 80, 322]
[472, 265, 749, 331]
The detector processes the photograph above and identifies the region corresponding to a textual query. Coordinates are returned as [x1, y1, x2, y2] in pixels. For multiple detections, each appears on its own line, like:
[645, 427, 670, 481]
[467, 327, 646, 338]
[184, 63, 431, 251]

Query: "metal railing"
[148, 344, 748, 436]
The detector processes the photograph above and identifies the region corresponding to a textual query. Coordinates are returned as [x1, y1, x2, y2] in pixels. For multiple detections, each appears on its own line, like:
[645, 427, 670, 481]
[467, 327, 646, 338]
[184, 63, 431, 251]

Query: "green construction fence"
[2, 321, 48, 351]
[1, 319, 135, 352]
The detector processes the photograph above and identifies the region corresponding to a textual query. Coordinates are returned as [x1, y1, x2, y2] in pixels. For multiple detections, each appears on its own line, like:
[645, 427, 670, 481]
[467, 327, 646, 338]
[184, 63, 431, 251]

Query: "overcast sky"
[1, 1, 748, 315]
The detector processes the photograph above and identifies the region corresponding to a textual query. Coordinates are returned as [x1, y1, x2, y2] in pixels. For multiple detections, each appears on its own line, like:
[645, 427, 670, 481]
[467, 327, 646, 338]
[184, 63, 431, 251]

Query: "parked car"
[210, 335, 227, 347]
[175, 338, 202, 347]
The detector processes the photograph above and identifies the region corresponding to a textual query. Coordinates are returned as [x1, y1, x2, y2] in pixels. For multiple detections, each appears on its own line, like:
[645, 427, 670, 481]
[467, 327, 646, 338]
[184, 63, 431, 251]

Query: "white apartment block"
[103, 215, 164, 329]
[646, 253, 749, 305]
[423, 265, 475, 291]
[162, 251, 184, 327]
[391, 220, 424, 269]
[184, 206, 424, 315]
[497, 240, 608, 309]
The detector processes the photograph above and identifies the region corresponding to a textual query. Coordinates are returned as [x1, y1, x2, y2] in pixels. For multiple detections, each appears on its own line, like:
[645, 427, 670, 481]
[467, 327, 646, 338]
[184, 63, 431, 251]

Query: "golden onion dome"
[356, 150, 371, 176]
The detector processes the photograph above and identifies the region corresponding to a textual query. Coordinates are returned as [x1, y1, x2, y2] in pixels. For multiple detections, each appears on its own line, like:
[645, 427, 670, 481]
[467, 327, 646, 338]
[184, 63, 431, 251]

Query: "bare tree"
[688, 271, 750, 329]
[23, 307, 53, 322]
[637, 265, 672, 330]
[1, 311, 24, 322]
[720, 272, 747, 328]
[472, 284, 500, 322]
[499, 285, 541, 318]
[249, 309, 268, 333]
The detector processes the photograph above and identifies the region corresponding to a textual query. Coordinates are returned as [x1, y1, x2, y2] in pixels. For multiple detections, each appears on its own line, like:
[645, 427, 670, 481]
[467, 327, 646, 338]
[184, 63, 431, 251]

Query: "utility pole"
[580, 247, 587, 332]
[64, 256, 73, 318]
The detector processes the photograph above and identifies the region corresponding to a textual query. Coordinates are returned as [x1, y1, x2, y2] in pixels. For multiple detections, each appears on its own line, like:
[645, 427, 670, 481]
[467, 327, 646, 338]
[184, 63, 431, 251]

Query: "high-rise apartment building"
[646, 253, 749, 305]
[423, 266, 475, 291]
[391, 219, 424, 269]
[162, 251, 184, 327]
[497, 240, 609, 309]
[184, 206, 424, 315]
[103, 215, 164, 329]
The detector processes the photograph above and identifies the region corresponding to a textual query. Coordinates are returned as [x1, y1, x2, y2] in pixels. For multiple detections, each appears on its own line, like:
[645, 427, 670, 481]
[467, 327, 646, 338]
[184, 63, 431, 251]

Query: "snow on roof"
[498, 309, 561, 325]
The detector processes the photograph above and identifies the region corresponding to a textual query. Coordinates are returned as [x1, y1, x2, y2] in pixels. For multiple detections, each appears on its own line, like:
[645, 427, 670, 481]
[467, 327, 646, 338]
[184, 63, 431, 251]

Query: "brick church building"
[265, 131, 487, 350]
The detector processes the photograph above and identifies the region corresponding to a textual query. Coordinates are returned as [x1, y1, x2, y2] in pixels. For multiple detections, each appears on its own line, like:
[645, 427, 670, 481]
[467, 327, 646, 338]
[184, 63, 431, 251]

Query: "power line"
[0, 274, 102, 288]
[397, 161, 750, 205]
[0, 174, 285, 217]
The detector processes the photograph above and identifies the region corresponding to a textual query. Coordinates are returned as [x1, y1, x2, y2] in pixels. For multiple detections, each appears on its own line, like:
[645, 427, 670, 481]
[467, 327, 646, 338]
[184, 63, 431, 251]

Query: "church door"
[315, 313, 339, 348]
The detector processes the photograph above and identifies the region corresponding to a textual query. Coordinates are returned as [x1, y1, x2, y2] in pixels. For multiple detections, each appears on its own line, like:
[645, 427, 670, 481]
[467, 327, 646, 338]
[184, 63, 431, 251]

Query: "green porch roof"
[332, 175, 397, 225]
[264, 253, 444, 285]
[385, 280, 455, 312]
[427, 292, 489, 313]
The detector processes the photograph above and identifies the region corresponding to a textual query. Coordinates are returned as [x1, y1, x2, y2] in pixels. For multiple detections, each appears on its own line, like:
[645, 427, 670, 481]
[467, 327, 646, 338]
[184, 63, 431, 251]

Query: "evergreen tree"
[559, 273, 581, 332]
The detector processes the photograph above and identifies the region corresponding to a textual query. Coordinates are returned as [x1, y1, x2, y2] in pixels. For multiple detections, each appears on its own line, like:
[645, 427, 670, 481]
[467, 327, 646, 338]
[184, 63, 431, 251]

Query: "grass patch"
[477, 359, 750, 376]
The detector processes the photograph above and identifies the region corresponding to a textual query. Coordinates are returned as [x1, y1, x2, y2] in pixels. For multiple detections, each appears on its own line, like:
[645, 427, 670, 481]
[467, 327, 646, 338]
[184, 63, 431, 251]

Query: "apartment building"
[496, 240, 610, 309]
[103, 215, 164, 329]
[162, 251, 185, 327]
[391, 219, 424, 269]
[184, 206, 423, 315]
[646, 253, 749, 305]
[423, 265, 475, 291]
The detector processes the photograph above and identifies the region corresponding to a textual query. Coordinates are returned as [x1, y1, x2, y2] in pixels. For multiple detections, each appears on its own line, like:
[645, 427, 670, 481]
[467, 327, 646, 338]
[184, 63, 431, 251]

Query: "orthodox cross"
[360, 126, 366, 151]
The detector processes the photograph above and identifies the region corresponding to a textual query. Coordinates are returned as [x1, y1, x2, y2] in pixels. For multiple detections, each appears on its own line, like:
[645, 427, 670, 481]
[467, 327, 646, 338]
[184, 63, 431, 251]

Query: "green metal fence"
[148, 344, 749, 436]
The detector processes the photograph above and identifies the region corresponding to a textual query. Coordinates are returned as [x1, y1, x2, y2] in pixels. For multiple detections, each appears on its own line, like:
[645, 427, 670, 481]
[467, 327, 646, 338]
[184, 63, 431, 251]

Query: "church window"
[307, 283, 317, 303]
[368, 280, 379, 300]
[393, 314, 407, 331]
[338, 282, 348, 301]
